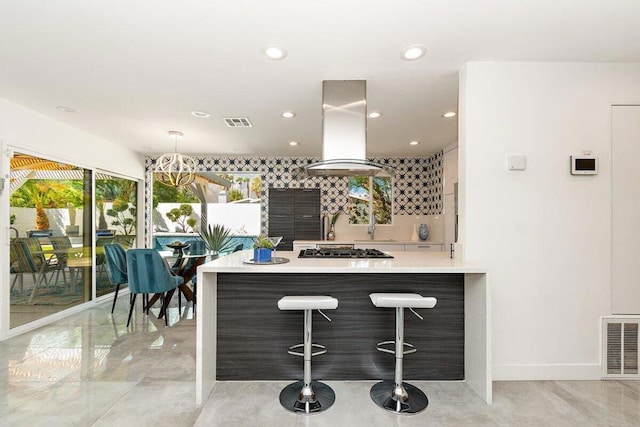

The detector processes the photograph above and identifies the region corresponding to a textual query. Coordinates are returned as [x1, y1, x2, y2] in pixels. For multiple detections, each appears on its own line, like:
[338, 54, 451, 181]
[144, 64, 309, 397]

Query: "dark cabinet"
[268, 188, 320, 250]
[268, 189, 295, 250]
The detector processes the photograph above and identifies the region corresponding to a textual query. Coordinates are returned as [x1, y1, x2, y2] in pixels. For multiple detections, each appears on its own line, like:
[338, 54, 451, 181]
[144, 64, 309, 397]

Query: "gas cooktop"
[298, 248, 394, 259]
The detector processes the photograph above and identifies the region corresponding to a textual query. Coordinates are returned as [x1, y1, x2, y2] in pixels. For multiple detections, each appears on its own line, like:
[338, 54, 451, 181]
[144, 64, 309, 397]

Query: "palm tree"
[10, 180, 71, 230]
[250, 176, 261, 199]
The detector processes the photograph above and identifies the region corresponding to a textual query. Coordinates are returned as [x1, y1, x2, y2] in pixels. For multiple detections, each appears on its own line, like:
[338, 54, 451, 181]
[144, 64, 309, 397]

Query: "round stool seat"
[278, 295, 338, 311]
[369, 293, 437, 309]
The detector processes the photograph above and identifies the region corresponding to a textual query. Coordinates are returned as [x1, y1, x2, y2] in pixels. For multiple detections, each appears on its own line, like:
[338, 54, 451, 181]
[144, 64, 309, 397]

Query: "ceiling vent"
[224, 117, 252, 128]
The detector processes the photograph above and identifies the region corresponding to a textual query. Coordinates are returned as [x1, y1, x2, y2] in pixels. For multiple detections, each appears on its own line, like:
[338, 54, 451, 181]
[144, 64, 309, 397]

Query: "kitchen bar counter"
[199, 250, 477, 273]
[195, 250, 491, 405]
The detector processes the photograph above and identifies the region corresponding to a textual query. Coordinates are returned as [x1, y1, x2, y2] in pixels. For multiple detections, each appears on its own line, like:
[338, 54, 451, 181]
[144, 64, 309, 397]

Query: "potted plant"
[327, 210, 341, 240]
[199, 223, 234, 255]
[253, 235, 274, 262]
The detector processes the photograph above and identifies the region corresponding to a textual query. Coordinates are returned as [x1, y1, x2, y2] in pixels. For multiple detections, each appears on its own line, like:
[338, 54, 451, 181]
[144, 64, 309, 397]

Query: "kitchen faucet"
[368, 210, 376, 240]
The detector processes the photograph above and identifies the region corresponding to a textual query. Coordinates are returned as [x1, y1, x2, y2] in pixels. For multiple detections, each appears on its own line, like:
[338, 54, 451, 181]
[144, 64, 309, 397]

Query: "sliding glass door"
[8, 152, 93, 328]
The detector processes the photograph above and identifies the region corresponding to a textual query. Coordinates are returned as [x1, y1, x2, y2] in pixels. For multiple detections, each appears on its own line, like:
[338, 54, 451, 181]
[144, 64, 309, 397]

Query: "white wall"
[10, 207, 86, 237]
[459, 62, 640, 379]
[0, 98, 143, 177]
[443, 142, 458, 252]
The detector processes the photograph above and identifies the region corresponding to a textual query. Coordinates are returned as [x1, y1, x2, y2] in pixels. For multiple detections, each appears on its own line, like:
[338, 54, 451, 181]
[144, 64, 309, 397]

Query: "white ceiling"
[1, 1, 639, 158]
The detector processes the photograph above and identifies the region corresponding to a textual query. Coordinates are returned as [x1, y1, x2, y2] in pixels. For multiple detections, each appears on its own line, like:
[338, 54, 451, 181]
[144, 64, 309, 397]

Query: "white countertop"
[199, 250, 486, 274]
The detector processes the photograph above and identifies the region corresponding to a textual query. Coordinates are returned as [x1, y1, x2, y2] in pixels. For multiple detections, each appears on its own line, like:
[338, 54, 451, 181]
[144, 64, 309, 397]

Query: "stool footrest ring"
[287, 343, 327, 357]
[376, 340, 417, 355]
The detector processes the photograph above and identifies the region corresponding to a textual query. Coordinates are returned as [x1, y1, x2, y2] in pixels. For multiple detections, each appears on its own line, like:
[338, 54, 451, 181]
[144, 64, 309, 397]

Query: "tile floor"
[1, 298, 639, 426]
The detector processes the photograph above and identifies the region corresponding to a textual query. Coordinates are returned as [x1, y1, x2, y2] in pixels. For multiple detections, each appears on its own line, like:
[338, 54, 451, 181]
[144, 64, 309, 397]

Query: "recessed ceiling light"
[400, 44, 427, 61]
[263, 45, 287, 60]
[281, 111, 296, 118]
[443, 111, 457, 118]
[191, 110, 210, 118]
[409, 140, 420, 146]
[56, 105, 75, 113]
[288, 141, 299, 146]
[367, 111, 382, 118]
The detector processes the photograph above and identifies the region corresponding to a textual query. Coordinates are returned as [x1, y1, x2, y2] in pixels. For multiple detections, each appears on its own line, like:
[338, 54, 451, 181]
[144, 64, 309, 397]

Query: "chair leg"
[53, 269, 61, 288]
[111, 284, 121, 313]
[127, 293, 137, 327]
[193, 282, 197, 314]
[161, 293, 169, 326]
[28, 270, 48, 303]
[11, 274, 19, 291]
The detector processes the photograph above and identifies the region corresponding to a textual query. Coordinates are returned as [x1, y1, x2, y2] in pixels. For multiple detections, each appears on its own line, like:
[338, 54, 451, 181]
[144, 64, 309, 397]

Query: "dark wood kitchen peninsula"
[195, 250, 490, 405]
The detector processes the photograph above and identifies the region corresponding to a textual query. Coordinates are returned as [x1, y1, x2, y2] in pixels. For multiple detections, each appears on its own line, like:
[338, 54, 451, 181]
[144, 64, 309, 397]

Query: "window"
[348, 176, 393, 225]
[151, 171, 262, 250]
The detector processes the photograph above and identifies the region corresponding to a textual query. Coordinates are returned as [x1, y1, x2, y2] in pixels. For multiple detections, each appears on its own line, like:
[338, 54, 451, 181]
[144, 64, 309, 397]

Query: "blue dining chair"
[179, 239, 207, 311]
[125, 249, 184, 327]
[104, 243, 128, 314]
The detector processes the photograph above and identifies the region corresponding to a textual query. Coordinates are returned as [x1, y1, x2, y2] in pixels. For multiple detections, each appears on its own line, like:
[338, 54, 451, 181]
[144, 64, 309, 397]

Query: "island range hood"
[296, 80, 393, 178]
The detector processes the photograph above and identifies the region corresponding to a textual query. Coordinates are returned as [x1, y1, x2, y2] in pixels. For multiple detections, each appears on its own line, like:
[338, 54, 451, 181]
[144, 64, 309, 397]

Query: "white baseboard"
[493, 363, 602, 381]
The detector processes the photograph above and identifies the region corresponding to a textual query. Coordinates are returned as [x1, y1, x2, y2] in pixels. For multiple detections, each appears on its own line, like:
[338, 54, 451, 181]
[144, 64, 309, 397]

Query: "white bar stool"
[277, 295, 338, 414]
[369, 293, 437, 414]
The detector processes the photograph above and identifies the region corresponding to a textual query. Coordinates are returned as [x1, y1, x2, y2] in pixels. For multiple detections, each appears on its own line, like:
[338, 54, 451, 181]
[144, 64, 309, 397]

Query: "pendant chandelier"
[154, 130, 196, 187]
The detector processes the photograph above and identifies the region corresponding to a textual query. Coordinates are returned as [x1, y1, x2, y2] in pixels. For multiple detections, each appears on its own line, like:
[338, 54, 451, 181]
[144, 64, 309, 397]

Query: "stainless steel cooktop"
[298, 248, 394, 259]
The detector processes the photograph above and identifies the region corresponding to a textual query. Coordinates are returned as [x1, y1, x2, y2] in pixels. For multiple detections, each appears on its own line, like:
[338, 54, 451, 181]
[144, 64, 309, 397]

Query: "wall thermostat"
[570, 155, 598, 175]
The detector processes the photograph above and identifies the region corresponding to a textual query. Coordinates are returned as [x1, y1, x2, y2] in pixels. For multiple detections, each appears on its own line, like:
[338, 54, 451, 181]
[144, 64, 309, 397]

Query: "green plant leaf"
[199, 223, 234, 253]
[252, 235, 274, 249]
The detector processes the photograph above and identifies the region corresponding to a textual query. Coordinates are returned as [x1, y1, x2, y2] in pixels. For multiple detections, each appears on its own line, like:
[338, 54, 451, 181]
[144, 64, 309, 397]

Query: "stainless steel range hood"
[296, 80, 392, 178]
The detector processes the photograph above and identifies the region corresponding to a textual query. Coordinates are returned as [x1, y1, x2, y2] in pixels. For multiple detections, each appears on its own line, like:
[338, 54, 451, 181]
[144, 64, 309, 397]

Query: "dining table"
[150, 250, 212, 316]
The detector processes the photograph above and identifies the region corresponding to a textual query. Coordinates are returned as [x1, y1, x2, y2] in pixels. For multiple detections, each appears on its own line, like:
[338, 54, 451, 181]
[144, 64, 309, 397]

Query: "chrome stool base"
[279, 380, 335, 414]
[370, 380, 428, 414]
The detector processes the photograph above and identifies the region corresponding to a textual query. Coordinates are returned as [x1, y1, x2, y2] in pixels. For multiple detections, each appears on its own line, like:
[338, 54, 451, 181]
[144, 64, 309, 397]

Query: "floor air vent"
[603, 318, 639, 379]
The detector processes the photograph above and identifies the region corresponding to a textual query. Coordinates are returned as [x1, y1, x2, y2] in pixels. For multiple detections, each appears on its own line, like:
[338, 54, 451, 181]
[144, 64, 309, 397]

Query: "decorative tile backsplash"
[143, 153, 442, 240]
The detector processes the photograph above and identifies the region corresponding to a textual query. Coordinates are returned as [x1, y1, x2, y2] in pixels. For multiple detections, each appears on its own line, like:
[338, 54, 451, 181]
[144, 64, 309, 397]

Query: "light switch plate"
[508, 155, 527, 171]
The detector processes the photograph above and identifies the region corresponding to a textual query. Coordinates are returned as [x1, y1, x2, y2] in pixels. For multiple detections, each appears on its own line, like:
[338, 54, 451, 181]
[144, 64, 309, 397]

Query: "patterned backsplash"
[143, 153, 442, 237]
